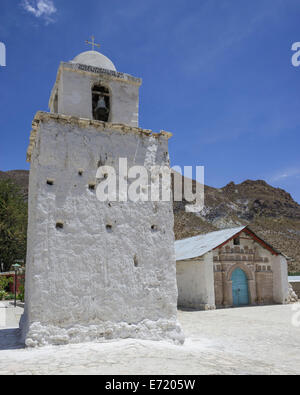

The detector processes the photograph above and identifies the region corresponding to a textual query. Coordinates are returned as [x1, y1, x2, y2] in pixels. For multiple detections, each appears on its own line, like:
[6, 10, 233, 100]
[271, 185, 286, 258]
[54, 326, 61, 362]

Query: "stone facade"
[213, 231, 283, 307]
[21, 52, 184, 347]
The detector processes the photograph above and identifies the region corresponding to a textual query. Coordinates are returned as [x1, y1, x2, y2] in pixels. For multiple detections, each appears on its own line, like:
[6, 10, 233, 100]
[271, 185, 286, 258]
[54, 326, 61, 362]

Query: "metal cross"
[85, 35, 100, 51]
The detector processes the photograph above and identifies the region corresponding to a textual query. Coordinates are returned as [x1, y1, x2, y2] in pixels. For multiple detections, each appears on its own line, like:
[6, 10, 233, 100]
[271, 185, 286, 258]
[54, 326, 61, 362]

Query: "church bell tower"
[49, 46, 141, 127]
[21, 41, 184, 347]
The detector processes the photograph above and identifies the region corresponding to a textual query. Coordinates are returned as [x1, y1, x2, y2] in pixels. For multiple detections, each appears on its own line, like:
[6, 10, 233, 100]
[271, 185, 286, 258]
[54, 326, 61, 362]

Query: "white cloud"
[270, 167, 300, 183]
[22, 0, 57, 24]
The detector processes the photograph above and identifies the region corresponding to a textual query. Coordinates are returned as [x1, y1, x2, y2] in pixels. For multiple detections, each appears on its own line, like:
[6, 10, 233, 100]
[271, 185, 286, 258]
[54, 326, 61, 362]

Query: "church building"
[21, 43, 184, 347]
[176, 226, 291, 310]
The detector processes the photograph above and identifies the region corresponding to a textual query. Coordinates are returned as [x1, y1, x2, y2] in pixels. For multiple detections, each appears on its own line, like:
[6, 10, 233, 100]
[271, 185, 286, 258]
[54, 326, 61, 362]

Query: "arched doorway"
[231, 268, 249, 306]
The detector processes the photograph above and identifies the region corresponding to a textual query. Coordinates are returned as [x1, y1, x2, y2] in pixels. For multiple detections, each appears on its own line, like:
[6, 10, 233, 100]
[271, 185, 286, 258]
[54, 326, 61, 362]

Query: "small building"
[175, 226, 291, 310]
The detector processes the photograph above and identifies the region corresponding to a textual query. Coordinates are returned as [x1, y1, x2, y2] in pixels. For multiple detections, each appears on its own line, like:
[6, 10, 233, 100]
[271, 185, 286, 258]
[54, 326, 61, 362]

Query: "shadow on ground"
[0, 328, 24, 350]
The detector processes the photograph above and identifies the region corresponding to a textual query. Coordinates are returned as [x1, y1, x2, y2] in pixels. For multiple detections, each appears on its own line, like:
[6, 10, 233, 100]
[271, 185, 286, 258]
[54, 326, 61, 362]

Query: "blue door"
[231, 268, 249, 306]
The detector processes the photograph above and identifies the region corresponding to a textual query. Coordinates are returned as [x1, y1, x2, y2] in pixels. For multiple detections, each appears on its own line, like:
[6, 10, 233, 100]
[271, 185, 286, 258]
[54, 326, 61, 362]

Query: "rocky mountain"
[0, 170, 29, 200]
[2, 169, 300, 272]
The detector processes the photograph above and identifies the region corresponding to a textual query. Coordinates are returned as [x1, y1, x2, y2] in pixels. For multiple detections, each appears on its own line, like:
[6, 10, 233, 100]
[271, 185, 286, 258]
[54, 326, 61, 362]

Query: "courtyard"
[0, 302, 299, 375]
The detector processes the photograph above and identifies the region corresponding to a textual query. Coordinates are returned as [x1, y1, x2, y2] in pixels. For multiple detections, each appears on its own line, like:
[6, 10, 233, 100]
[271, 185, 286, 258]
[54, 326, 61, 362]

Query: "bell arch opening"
[53, 91, 58, 113]
[92, 84, 110, 122]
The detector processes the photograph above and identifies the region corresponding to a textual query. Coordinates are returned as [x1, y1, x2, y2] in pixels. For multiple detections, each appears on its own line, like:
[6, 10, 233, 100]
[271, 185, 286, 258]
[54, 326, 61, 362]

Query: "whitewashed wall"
[21, 116, 184, 347]
[176, 252, 215, 310]
[273, 255, 290, 303]
[50, 64, 140, 127]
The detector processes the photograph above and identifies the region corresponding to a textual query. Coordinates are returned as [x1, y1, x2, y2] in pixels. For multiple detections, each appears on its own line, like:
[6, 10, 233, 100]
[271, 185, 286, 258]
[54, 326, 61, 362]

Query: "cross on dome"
[85, 35, 100, 51]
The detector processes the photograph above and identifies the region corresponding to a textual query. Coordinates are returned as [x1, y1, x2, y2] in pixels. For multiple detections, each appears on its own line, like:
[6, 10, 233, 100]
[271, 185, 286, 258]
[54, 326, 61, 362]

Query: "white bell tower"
[21, 42, 184, 347]
[49, 47, 141, 127]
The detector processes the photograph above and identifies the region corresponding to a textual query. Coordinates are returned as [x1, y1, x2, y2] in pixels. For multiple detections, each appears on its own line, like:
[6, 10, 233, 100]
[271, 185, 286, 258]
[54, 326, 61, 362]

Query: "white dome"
[71, 51, 117, 71]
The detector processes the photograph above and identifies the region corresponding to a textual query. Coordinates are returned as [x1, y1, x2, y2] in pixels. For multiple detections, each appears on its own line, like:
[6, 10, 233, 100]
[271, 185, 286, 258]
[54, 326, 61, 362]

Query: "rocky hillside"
[2, 170, 300, 273]
[0, 170, 29, 200]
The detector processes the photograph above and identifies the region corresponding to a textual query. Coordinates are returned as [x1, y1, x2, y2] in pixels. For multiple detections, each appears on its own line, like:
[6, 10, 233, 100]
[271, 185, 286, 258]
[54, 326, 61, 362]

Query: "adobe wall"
[176, 252, 215, 310]
[21, 113, 184, 347]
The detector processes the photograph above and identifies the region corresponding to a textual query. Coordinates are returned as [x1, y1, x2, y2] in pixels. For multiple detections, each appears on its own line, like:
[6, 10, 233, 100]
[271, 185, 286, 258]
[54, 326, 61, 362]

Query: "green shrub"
[0, 290, 7, 300]
[0, 276, 12, 292]
[4, 293, 14, 300]
[0, 179, 27, 272]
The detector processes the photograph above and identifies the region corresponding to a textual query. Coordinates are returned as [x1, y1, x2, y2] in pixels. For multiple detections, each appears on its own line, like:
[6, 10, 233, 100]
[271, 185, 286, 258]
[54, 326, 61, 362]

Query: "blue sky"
[1, 0, 300, 202]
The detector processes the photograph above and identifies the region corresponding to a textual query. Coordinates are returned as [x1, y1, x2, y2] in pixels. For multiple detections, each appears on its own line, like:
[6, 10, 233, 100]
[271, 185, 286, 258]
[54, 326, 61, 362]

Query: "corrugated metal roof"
[289, 276, 300, 283]
[175, 226, 246, 261]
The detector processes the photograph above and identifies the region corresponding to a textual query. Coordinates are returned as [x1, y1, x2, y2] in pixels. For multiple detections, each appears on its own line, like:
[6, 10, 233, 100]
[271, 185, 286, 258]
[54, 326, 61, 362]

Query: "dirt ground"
[0, 302, 299, 375]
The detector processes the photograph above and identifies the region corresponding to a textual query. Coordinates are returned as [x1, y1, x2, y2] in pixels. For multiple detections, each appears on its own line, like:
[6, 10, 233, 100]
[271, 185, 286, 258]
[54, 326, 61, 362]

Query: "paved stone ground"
[0, 303, 299, 375]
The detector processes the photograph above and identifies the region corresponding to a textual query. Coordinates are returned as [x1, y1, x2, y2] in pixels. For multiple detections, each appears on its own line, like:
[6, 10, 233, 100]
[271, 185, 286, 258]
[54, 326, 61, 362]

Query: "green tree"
[0, 179, 27, 272]
[0, 276, 13, 300]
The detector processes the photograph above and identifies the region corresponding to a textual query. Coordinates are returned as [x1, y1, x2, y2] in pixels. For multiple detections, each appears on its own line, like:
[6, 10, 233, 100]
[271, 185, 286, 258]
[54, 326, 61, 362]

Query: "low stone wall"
[289, 282, 300, 298]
